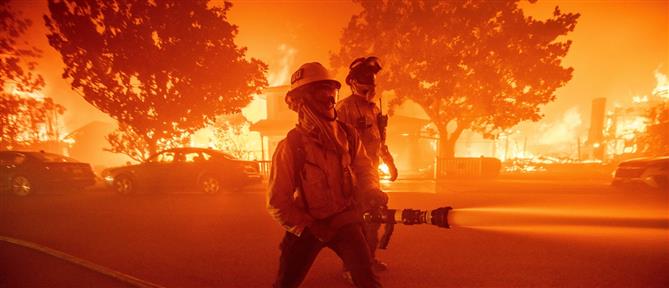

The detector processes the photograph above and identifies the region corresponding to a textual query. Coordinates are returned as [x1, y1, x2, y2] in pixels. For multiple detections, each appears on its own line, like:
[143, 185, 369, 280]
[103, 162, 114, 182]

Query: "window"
[200, 152, 213, 161]
[0, 153, 26, 167]
[152, 151, 176, 163]
[14, 153, 26, 165]
[31, 152, 73, 163]
[183, 152, 203, 163]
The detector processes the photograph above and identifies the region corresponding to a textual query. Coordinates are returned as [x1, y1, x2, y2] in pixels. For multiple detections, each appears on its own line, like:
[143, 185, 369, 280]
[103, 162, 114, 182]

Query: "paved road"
[1, 179, 667, 287]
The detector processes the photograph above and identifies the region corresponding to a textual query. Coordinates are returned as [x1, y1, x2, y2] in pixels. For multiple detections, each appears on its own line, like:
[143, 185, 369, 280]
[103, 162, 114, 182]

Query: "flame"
[378, 163, 390, 175]
[190, 127, 217, 149]
[5, 84, 45, 101]
[38, 125, 48, 141]
[537, 107, 582, 145]
[378, 163, 392, 181]
[3, 84, 69, 144]
[267, 44, 297, 87]
[189, 122, 262, 160]
[652, 69, 668, 99]
[616, 116, 646, 141]
[632, 95, 649, 103]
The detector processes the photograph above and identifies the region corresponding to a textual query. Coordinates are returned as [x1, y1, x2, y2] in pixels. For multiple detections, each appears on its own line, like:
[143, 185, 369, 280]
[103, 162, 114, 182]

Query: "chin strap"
[379, 93, 383, 115]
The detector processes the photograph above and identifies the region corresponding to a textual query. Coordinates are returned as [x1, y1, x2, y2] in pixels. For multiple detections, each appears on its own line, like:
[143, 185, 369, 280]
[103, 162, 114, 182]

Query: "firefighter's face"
[354, 82, 376, 102]
[307, 82, 339, 118]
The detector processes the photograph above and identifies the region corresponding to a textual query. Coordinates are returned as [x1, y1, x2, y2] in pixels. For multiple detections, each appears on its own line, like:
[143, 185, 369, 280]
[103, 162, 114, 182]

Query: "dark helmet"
[345, 56, 382, 86]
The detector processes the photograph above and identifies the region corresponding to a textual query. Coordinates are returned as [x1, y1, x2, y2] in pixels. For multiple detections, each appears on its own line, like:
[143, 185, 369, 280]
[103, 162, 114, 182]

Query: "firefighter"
[267, 62, 387, 288]
[336, 56, 398, 274]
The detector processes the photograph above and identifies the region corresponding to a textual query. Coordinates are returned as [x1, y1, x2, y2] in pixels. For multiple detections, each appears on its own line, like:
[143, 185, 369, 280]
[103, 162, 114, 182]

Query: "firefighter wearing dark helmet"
[336, 57, 398, 274]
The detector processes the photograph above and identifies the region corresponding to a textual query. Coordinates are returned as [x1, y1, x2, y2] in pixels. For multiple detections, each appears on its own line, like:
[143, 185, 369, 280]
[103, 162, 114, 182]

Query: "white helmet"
[287, 62, 340, 95]
[285, 62, 341, 111]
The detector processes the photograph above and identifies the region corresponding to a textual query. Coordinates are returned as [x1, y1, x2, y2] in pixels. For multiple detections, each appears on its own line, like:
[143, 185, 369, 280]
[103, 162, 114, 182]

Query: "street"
[1, 177, 668, 288]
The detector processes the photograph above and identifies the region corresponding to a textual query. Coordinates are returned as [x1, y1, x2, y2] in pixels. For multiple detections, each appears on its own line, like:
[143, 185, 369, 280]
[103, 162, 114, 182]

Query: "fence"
[257, 157, 501, 180]
[436, 157, 501, 179]
[257, 160, 272, 179]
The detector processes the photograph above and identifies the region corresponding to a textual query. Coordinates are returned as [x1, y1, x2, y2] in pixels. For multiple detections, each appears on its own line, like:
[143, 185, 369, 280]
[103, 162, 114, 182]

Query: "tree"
[1, 0, 44, 94]
[104, 122, 189, 163]
[1, 0, 64, 150]
[0, 96, 65, 149]
[332, 0, 579, 158]
[45, 0, 267, 160]
[637, 101, 669, 156]
[212, 113, 255, 160]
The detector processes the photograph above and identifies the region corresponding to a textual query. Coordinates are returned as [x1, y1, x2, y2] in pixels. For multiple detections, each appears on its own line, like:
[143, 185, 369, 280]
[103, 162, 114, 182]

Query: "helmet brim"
[287, 79, 341, 96]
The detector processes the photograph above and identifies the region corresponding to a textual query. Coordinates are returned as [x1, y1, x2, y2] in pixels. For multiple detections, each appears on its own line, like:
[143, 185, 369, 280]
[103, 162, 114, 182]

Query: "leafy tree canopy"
[332, 0, 579, 157]
[212, 113, 255, 160]
[1, 0, 44, 93]
[0, 96, 65, 149]
[637, 101, 669, 156]
[45, 0, 267, 158]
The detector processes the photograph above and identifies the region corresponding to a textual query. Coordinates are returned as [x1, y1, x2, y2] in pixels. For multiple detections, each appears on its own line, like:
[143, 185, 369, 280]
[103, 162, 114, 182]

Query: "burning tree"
[332, 0, 579, 158]
[637, 101, 669, 156]
[212, 113, 254, 160]
[0, 96, 65, 149]
[1, 0, 43, 93]
[1, 0, 65, 149]
[45, 0, 267, 161]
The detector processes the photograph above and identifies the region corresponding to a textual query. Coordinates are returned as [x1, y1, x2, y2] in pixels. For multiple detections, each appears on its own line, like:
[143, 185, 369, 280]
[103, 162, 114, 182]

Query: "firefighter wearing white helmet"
[268, 61, 387, 288]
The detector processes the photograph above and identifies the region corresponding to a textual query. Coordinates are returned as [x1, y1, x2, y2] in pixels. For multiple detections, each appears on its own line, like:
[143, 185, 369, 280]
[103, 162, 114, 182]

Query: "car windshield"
[30, 152, 77, 163]
[209, 151, 236, 160]
[147, 151, 177, 163]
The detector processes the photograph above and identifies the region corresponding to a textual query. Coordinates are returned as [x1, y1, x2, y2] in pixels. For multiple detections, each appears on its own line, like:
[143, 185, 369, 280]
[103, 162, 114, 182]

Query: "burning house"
[62, 121, 133, 172]
[0, 87, 69, 155]
[602, 71, 669, 160]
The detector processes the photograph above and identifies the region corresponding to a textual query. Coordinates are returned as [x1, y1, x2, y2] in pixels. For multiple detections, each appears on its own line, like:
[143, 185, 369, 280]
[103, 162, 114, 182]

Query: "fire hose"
[364, 206, 453, 249]
[0, 235, 166, 288]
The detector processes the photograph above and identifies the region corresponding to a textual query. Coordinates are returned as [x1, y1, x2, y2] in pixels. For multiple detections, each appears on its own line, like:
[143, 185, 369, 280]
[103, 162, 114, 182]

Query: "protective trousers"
[273, 223, 382, 288]
[363, 222, 381, 258]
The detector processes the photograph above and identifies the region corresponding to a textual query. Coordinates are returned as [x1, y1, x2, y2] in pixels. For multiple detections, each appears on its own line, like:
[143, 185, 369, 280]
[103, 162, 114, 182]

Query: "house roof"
[249, 119, 296, 136]
[63, 121, 116, 139]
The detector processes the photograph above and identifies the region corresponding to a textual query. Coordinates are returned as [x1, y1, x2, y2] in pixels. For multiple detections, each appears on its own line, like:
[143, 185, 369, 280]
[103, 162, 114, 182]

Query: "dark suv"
[611, 156, 669, 190]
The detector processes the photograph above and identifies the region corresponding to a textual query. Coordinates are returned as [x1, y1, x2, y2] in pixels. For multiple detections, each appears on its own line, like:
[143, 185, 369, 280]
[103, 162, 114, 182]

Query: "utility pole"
[504, 134, 509, 161]
[523, 136, 527, 158]
[577, 136, 581, 161]
[492, 136, 497, 159]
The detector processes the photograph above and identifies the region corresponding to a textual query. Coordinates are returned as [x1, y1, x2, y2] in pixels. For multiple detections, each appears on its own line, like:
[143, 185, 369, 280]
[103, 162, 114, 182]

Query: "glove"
[306, 221, 335, 242]
[387, 161, 398, 182]
[381, 145, 398, 182]
[368, 190, 388, 210]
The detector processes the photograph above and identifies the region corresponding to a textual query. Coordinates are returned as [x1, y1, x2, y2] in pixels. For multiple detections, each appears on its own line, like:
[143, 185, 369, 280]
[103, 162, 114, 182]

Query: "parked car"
[101, 147, 262, 195]
[0, 150, 96, 196]
[611, 156, 669, 189]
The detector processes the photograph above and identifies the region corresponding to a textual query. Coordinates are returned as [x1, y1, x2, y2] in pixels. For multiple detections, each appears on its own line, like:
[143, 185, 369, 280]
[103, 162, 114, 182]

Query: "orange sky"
[10, 0, 669, 139]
